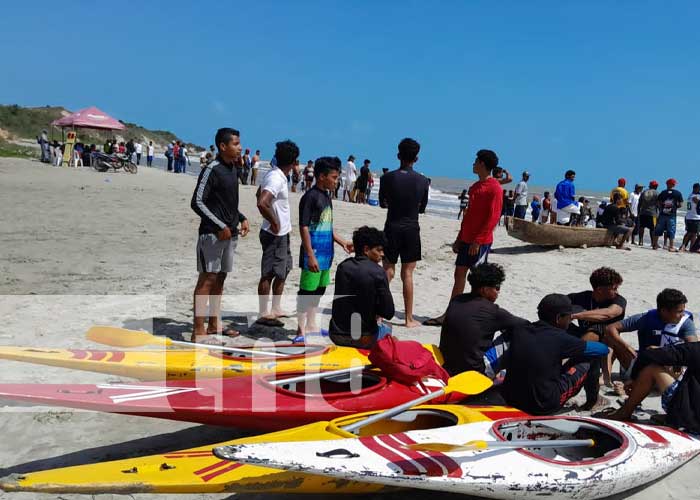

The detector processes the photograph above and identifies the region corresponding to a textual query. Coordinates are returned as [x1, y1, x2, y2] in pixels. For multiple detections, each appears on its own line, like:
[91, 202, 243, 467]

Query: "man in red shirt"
[425, 149, 503, 326]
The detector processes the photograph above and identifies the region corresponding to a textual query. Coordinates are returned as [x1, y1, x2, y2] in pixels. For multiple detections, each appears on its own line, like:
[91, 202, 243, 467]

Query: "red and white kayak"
[0, 370, 456, 430]
[215, 416, 700, 499]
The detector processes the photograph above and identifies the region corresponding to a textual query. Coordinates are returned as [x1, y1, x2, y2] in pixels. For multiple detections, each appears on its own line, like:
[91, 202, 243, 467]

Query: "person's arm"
[378, 177, 388, 208]
[257, 190, 278, 233]
[680, 316, 698, 343]
[571, 304, 624, 324]
[604, 315, 643, 368]
[497, 169, 512, 185]
[191, 169, 229, 238]
[375, 274, 395, 320]
[419, 182, 429, 214]
[333, 231, 353, 254]
[299, 225, 318, 272]
[631, 342, 699, 380]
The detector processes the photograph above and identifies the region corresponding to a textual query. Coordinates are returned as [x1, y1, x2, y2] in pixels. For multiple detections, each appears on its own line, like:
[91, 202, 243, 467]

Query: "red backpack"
[369, 336, 449, 386]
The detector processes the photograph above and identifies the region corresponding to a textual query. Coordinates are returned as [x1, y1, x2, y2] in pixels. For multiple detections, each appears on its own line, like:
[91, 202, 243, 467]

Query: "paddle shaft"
[270, 366, 366, 385]
[176, 339, 282, 358]
[480, 439, 595, 450]
[341, 387, 446, 433]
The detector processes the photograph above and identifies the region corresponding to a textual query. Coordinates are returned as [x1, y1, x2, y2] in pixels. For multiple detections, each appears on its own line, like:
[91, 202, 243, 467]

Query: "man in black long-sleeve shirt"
[190, 128, 250, 341]
[329, 226, 395, 348]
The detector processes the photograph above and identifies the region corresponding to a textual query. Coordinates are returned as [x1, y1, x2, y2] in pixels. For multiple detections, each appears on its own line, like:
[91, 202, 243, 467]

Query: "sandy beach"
[0, 157, 698, 500]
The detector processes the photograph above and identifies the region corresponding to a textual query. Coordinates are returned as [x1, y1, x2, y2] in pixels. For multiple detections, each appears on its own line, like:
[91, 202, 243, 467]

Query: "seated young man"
[604, 342, 700, 434]
[566, 267, 627, 409]
[604, 288, 697, 372]
[597, 192, 634, 249]
[501, 294, 609, 415]
[439, 263, 528, 377]
[329, 226, 395, 348]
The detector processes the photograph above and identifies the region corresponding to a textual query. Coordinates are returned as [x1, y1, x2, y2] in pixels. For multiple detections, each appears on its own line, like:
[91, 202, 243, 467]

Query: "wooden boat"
[216, 416, 700, 500]
[0, 342, 440, 380]
[506, 216, 613, 248]
[0, 370, 458, 430]
[0, 405, 527, 494]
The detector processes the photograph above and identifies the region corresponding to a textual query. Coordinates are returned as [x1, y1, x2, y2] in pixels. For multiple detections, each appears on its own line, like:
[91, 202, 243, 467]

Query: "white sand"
[0, 157, 698, 499]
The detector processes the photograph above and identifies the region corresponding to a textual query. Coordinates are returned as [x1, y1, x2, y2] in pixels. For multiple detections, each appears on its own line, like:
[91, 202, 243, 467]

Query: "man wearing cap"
[654, 178, 684, 252]
[629, 184, 643, 244]
[513, 171, 530, 219]
[610, 178, 629, 207]
[500, 294, 609, 415]
[637, 180, 659, 246]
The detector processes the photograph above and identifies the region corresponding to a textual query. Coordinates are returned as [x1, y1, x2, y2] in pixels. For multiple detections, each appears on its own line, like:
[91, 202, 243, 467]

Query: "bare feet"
[269, 309, 292, 318]
[404, 319, 422, 328]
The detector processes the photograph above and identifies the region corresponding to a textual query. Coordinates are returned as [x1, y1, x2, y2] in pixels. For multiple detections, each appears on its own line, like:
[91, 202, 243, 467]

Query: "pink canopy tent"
[51, 106, 125, 130]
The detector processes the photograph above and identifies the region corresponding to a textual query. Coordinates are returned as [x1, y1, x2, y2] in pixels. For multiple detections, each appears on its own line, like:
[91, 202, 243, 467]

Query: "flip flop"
[256, 317, 285, 328]
[206, 328, 240, 337]
[423, 317, 443, 327]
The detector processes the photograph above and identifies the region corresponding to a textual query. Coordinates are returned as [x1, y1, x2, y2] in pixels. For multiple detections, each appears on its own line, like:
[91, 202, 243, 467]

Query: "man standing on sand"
[255, 140, 298, 327]
[513, 171, 530, 219]
[554, 170, 579, 225]
[610, 178, 629, 207]
[379, 138, 430, 328]
[424, 149, 502, 327]
[190, 128, 249, 341]
[146, 141, 154, 167]
[344, 155, 357, 202]
[134, 140, 143, 166]
[653, 178, 683, 251]
[629, 183, 642, 242]
[251, 149, 260, 185]
[636, 180, 659, 246]
[165, 141, 174, 171]
[680, 183, 700, 252]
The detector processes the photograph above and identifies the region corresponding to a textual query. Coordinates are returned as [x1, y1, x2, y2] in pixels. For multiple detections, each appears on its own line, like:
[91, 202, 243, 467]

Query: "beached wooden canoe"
[506, 216, 614, 247]
[216, 416, 700, 500]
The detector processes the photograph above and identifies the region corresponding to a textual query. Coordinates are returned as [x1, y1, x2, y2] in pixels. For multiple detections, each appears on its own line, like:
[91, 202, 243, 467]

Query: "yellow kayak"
[0, 405, 526, 494]
[0, 343, 442, 381]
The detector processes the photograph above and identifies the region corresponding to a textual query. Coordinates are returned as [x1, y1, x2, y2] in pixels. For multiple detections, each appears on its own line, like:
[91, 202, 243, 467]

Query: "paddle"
[405, 438, 595, 453]
[341, 371, 492, 434]
[86, 326, 283, 358]
[270, 366, 367, 386]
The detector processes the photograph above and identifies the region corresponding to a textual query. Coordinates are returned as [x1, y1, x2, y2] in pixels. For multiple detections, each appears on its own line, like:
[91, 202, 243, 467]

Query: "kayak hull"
[219, 416, 700, 500]
[0, 405, 527, 494]
[0, 371, 454, 430]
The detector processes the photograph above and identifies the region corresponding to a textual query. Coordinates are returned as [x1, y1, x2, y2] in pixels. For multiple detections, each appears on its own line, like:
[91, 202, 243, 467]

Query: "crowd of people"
[189, 127, 700, 434]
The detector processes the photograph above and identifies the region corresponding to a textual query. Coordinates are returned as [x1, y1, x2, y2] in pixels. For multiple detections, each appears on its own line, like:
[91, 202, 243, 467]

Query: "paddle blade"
[444, 371, 493, 396]
[86, 326, 170, 348]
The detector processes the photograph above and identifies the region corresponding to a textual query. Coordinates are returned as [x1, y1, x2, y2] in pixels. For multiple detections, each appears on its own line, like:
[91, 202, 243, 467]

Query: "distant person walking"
[530, 195, 541, 222]
[181, 144, 189, 174]
[242, 148, 252, 184]
[173, 141, 181, 173]
[629, 183, 643, 242]
[424, 149, 502, 327]
[344, 155, 357, 202]
[654, 178, 683, 252]
[146, 141, 154, 167]
[457, 189, 469, 219]
[680, 183, 700, 252]
[356, 159, 371, 204]
[636, 180, 659, 246]
[303, 160, 314, 191]
[134, 141, 143, 165]
[190, 128, 249, 341]
[165, 141, 174, 171]
[541, 191, 552, 223]
[379, 138, 430, 328]
[251, 149, 261, 185]
[256, 140, 298, 326]
[513, 171, 530, 219]
[37, 129, 50, 163]
[554, 170, 579, 225]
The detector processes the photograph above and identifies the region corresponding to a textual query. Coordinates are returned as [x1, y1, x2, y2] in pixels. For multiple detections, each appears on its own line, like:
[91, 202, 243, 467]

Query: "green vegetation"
[0, 104, 202, 153]
[0, 140, 39, 159]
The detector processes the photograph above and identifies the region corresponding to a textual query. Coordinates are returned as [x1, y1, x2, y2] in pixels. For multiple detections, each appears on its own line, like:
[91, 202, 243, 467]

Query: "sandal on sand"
[206, 328, 240, 337]
[256, 317, 285, 328]
[423, 317, 443, 327]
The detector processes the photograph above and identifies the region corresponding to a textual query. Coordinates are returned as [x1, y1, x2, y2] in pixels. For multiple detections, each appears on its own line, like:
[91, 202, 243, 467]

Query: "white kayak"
[215, 416, 700, 500]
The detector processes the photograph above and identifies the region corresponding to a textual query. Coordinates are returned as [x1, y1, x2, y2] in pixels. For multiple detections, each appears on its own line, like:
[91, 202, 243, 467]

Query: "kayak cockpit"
[213, 344, 330, 361]
[334, 409, 460, 438]
[493, 417, 629, 465]
[271, 371, 387, 398]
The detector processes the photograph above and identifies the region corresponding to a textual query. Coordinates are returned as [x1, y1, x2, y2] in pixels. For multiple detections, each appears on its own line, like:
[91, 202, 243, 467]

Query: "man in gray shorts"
[255, 140, 298, 326]
[190, 127, 250, 341]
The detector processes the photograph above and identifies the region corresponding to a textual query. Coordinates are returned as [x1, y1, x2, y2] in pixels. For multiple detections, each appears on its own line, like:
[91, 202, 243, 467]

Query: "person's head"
[565, 169, 576, 180]
[656, 289, 687, 324]
[363, 159, 371, 166]
[508, 190, 513, 196]
[209, 145, 215, 151]
[314, 156, 342, 190]
[578, 196, 586, 203]
[461, 189, 467, 195]
[307, 160, 313, 166]
[649, 180, 659, 189]
[473, 149, 499, 176]
[382, 167, 389, 174]
[617, 178, 626, 187]
[533, 194, 540, 201]
[255, 149, 260, 155]
[347, 155, 355, 162]
[244, 148, 250, 155]
[274, 139, 299, 168]
[634, 183, 643, 193]
[352, 226, 386, 263]
[544, 191, 550, 199]
[467, 263, 505, 303]
[693, 182, 700, 194]
[493, 166, 504, 179]
[537, 294, 581, 330]
[214, 127, 241, 162]
[612, 192, 622, 205]
[149, 141, 152, 145]
[666, 178, 677, 188]
[397, 138, 420, 165]
[589, 267, 623, 301]
[522, 171, 530, 181]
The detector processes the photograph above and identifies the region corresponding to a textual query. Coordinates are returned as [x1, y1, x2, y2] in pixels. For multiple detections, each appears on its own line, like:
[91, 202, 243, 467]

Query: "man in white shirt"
[134, 141, 143, 165]
[344, 155, 357, 202]
[629, 184, 643, 244]
[181, 146, 189, 174]
[146, 141, 155, 167]
[680, 182, 700, 252]
[513, 171, 530, 219]
[255, 140, 298, 325]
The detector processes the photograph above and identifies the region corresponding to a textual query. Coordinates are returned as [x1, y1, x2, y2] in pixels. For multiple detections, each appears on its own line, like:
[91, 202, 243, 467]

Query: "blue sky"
[2, 1, 699, 191]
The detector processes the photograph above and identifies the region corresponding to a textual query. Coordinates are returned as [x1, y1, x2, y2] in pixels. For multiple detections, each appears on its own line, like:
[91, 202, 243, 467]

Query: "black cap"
[537, 294, 584, 318]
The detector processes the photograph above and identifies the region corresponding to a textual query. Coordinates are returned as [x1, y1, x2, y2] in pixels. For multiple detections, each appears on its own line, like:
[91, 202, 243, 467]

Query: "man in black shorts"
[191, 128, 250, 341]
[379, 138, 430, 328]
[636, 180, 659, 246]
[567, 267, 626, 410]
[501, 294, 609, 415]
